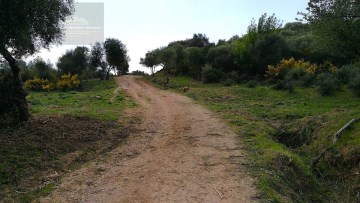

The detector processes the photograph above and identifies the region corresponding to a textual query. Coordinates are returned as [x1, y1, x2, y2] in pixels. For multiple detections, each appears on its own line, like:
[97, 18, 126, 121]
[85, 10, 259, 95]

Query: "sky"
[30, 0, 310, 73]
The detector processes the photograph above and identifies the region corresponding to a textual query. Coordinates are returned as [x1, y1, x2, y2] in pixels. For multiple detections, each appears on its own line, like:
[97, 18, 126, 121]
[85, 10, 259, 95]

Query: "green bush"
[337, 62, 360, 84]
[226, 71, 240, 83]
[349, 74, 360, 97]
[271, 80, 285, 90]
[238, 73, 249, 83]
[246, 80, 257, 88]
[316, 73, 340, 96]
[284, 80, 295, 93]
[285, 68, 313, 87]
[223, 78, 234, 86]
[201, 65, 224, 83]
[131, 70, 149, 76]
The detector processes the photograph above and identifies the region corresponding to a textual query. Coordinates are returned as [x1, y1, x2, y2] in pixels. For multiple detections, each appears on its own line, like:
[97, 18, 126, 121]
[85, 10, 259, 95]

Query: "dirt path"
[41, 76, 257, 203]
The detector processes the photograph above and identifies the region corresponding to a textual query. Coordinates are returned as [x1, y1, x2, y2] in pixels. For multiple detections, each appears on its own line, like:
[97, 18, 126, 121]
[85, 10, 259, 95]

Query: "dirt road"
[41, 76, 257, 202]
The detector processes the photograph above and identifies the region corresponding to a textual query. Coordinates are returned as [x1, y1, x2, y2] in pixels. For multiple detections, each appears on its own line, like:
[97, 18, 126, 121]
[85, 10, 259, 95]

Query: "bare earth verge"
[40, 76, 257, 203]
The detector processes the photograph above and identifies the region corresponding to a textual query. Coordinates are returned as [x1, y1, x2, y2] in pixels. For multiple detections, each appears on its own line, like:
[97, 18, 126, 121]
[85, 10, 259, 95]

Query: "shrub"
[316, 73, 340, 96]
[284, 68, 313, 87]
[246, 80, 257, 88]
[337, 62, 360, 84]
[271, 80, 285, 90]
[131, 70, 149, 76]
[24, 77, 52, 91]
[223, 78, 234, 87]
[349, 74, 360, 97]
[57, 74, 80, 91]
[266, 58, 316, 82]
[267, 58, 337, 83]
[201, 65, 224, 83]
[226, 71, 240, 83]
[315, 61, 337, 75]
[284, 81, 295, 93]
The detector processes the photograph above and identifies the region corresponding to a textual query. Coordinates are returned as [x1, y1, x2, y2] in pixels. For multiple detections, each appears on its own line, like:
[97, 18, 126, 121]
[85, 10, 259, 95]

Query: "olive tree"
[104, 38, 129, 79]
[0, 0, 74, 121]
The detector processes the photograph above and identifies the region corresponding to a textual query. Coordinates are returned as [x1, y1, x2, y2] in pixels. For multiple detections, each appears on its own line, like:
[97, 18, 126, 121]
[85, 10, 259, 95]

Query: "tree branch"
[0, 46, 20, 75]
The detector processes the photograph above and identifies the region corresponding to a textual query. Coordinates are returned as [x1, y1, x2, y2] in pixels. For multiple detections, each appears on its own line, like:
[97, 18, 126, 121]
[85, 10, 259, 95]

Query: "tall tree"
[301, 0, 360, 62]
[0, 0, 74, 121]
[57, 46, 89, 76]
[185, 47, 206, 79]
[28, 58, 57, 80]
[90, 42, 105, 68]
[140, 50, 160, 75]
[188, 33, 211, 48]
[90, 42, 107, 79]
[158, 47, 177, 74]
[103, 38, 129, 79]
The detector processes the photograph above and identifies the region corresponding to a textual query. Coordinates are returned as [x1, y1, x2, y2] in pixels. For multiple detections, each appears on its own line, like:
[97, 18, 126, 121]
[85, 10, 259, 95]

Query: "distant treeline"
[140, 8, 360, 96]
[0, 38, 130, 82]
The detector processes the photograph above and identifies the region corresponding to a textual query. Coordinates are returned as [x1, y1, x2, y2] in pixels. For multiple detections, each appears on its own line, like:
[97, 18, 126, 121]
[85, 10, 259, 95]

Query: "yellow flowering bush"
[266, 58, 317, 80]
[56, 74, 80, 91]
[24, 77, 52, 91]
[25, 74, 81, 91]
[266, 58, 337, 81]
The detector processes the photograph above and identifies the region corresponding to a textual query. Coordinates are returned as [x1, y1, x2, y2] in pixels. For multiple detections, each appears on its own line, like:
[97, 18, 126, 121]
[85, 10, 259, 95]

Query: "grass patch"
[0, 78, 136, 202]
[146, 74, 360, 203]
[27, 79, 136, 121]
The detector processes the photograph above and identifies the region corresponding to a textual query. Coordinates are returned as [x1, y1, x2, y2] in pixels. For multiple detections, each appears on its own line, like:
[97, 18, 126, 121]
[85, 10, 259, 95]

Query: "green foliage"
[0, 0, 74, 57]
[316, 73, 340, 96]
[232, 14, 289, 76]
[140, 49, 161, 74]
[27, 58, 57, 81]
[158, 47, 177, 73]
[130, 70, 149, 76]
[301, 0, 360, 62]
[185, 47, 206, 79]
[248, 13, 283, 34]
[207, 44, 235, 73]
[57, 39, 129, 80]
[337, 62, 360, 84]
[223, 78, 234, 87]
[57, 47, 90, 76]
[249, 33, 291, 75]
[226, 71, 240, 83]
[201, 65, 224, 83]
[284, 68, 313, 87]
[348, 74, 360, 97]
[104, 38, 130, 75]
[246, 80, 257, 88]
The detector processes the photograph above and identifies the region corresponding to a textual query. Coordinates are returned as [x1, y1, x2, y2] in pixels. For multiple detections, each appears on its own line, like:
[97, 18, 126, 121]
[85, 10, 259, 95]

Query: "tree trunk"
[106, 68, 111, 80]
[0, 46, 30, 122]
